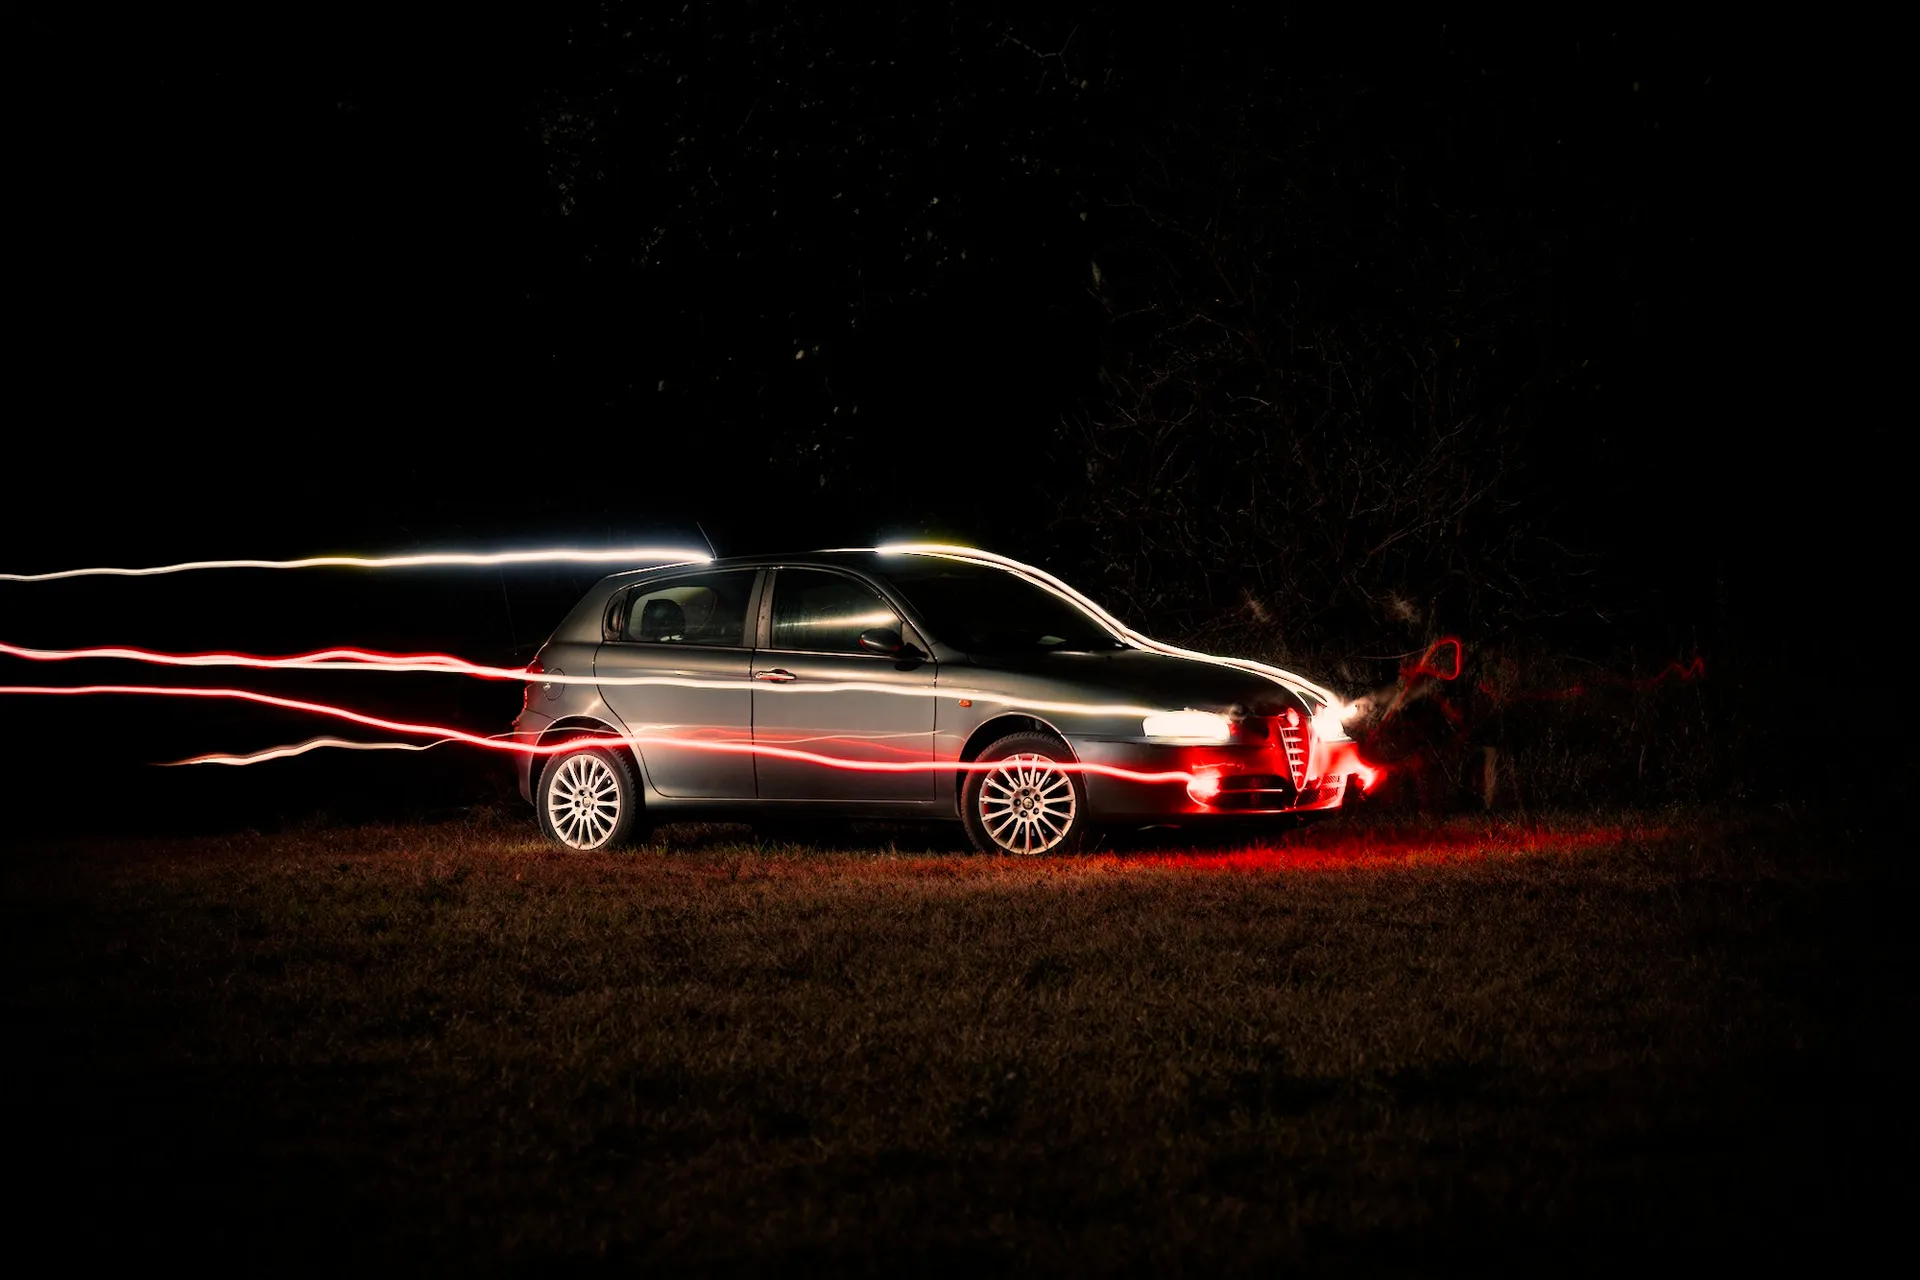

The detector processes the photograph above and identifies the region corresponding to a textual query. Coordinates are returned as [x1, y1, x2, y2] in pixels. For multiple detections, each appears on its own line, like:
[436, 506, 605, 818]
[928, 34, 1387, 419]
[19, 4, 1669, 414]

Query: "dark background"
[4, 6, 1896, 833]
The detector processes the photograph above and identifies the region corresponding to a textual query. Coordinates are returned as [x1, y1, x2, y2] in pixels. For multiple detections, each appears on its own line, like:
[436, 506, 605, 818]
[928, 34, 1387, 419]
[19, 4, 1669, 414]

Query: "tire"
[535, 746, 642, 851]
[961, 731, 1089, 855]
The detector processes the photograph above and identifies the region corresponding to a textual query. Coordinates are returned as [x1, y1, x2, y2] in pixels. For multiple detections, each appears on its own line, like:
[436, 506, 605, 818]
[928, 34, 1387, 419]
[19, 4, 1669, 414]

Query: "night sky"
[6, 8, 1896, 828]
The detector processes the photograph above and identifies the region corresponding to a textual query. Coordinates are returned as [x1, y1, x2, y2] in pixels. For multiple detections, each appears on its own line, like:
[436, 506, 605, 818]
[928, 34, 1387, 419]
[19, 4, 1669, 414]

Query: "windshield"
[880, 559, 1127, 653]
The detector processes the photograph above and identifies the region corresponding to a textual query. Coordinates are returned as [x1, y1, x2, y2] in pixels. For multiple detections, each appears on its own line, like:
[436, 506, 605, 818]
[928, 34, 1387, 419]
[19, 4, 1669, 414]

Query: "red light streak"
[1, 542, 1397, 812]
[1376, 636, 1465, 721]
[1472, 654, 1706, 704]
[1408, 637, 1464, 682]
[4, 540, 1358, 712]
[0, 642, 1163, 717]
[0, 546, 710, 582]
[0, 684, 1207, 786]
[1374, 636, 1704, 720]
[1650, 656, 1707, 685]
[5, 542, 1359, 720]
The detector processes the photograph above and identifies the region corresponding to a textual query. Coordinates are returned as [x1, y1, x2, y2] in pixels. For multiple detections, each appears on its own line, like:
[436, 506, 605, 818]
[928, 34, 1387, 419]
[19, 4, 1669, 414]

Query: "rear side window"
[620, 571, 756, 646]
[768, 568, 902, 653]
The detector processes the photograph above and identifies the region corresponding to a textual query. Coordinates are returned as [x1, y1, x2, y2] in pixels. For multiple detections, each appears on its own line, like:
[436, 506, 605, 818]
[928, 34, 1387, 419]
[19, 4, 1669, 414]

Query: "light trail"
[0, 547, 710, 582]
[0, 541, 1385, 796]
[0, 684, 534, 750]
[861, 543, 1347, 711]
[0, 642, 1164, 718]
[0, 685, 1205, 785]
[5, 541, 1343, 715]
[1378, 635, 1465, 719]
[162, 737, 456, 766]
[0, 642, 489, 672]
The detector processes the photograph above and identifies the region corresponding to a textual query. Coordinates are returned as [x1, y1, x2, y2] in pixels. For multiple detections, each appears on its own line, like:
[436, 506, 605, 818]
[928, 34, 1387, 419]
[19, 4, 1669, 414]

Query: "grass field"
[2, 811, 1905, 1272]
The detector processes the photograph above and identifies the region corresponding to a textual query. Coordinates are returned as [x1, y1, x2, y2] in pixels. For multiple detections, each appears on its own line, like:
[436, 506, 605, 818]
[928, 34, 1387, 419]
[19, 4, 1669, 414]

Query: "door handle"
[753, 668, 797, 683]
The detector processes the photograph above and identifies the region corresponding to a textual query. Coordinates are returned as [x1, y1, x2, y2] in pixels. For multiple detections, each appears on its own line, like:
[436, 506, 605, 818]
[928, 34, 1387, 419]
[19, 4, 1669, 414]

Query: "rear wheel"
[961, 731, 1088, 855]
[536, 747, 641, 851]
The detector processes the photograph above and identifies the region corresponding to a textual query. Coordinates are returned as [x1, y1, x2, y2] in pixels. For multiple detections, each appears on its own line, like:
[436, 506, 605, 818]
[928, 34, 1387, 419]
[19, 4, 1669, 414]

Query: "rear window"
[619, 571, 756, 646]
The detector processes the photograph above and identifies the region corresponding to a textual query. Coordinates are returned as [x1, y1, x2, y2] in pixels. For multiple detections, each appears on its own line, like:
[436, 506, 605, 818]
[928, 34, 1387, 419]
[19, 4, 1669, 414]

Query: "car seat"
[636, 597, 687, 642]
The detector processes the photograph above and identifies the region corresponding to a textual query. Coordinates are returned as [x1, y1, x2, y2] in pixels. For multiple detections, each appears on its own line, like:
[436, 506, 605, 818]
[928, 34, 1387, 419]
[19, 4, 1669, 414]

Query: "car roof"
[713, 549, 895, 571]
[603, 549, 912, 582]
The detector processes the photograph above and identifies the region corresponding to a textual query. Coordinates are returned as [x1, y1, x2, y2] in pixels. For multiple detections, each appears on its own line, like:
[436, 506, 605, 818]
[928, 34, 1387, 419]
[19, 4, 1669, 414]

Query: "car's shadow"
[644, 818, 1320, 857]
[646, 819, 976, 854]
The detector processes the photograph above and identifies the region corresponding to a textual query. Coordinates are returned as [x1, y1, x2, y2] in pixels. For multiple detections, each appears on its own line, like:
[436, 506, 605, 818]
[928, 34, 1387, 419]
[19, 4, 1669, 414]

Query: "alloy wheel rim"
[546, 754, 621, 849]
[979, 752, 1076, 854]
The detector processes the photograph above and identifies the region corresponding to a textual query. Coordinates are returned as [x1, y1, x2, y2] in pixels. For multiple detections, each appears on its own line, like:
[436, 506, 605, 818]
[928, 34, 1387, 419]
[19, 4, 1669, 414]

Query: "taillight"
[521, 656, 543, 712]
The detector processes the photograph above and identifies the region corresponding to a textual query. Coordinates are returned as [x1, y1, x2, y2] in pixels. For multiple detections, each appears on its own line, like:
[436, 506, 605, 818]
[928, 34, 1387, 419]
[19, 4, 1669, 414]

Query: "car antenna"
[695, 521, 719, 560]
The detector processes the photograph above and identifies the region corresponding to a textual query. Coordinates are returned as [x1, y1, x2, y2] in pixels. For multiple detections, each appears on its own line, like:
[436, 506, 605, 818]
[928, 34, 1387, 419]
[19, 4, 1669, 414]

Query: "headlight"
[1142, 710, 1234, 742]
[1310, 701, 1352, 743]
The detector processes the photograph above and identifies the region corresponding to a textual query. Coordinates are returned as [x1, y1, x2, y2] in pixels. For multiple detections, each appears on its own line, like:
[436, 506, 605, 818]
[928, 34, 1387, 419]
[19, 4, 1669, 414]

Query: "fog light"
[1186, 773, 1222, 805]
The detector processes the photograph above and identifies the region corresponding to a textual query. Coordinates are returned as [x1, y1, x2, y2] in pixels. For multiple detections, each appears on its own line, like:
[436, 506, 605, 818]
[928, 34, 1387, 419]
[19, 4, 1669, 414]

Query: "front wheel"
[536, 747, 641, 851]
[961, 731, 1088, 855]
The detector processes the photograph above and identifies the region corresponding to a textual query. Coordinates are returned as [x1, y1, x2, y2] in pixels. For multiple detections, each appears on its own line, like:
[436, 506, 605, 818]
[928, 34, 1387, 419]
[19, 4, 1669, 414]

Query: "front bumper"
[1067, 735, 1375, 822]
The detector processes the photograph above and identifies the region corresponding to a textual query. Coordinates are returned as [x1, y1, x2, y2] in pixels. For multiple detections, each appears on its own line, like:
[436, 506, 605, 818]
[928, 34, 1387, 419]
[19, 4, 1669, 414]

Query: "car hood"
[966, 647, 1311, 715]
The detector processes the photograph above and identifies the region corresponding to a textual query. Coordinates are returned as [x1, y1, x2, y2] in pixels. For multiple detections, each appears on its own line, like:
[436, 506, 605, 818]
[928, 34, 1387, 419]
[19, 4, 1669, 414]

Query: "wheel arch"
[955, 714, 1077, 815]
[534, 717, 646, 804]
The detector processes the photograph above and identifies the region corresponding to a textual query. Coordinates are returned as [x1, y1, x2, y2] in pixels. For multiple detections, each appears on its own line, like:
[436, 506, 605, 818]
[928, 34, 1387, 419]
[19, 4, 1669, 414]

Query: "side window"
[620, 571, 756, 646]
[769, 569, 903, 653]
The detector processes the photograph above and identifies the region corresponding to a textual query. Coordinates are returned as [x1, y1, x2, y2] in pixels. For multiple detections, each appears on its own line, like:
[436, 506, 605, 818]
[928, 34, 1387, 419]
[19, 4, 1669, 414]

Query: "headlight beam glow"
[1141, 710, 1235, 742]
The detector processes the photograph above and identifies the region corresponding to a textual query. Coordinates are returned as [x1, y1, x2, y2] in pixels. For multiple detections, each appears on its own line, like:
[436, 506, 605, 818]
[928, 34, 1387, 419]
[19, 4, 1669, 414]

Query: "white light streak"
[865, 544, 1343, 705]
[0, 547, 711, 582]
[161, 737, 453, 766]
[0, 642, 1161, 718]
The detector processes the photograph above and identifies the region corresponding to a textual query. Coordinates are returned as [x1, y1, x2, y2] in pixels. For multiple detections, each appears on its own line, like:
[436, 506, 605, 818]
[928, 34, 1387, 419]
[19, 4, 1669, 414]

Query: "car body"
[512, 546, 1374, 853]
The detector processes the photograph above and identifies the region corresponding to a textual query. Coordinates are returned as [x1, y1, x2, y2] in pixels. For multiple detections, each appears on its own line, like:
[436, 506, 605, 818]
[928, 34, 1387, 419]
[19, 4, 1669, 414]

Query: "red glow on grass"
[1126, 819, 1671, 873]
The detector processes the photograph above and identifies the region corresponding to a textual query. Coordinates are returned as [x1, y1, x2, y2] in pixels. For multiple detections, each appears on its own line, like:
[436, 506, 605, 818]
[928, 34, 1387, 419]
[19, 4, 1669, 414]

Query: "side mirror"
[856, 627, 905, 655]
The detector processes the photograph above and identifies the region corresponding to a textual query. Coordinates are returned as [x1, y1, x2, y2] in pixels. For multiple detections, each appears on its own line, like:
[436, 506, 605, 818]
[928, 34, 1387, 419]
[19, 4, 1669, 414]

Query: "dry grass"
[2, 812, 1904, 1272]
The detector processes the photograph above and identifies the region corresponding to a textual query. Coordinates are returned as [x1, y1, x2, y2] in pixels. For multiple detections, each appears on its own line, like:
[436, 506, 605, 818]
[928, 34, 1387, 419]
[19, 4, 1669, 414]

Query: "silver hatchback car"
[513, 546, 1374, 853]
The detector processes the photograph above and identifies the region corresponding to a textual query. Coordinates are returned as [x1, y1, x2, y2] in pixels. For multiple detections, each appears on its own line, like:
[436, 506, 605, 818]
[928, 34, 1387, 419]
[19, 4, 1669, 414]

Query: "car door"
[595, 568, 760, 798]
[751, 566, 937, 802]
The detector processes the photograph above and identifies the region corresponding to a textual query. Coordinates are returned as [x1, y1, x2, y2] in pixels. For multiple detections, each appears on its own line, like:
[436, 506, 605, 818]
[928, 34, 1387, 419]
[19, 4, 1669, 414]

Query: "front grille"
[1278, 708, 1310, 789]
